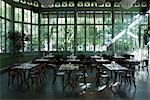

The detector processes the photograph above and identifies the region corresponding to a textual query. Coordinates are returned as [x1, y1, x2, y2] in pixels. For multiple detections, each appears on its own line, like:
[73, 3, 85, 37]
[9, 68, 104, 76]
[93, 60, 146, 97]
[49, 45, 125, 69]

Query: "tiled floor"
[0, 67, 150, 100]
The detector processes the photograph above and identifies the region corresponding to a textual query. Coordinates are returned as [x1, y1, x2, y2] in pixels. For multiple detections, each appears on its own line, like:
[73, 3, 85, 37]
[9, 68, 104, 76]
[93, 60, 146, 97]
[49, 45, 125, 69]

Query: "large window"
[0, 0, 149, 53]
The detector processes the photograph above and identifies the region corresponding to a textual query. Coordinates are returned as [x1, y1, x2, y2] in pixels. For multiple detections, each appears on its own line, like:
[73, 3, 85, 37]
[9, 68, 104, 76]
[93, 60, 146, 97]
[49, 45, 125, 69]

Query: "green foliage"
[8, 31, 24, 52]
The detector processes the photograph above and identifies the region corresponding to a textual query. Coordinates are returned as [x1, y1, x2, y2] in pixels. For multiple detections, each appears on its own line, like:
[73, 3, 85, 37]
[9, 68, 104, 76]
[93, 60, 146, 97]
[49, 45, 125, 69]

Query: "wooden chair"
[28, 65, 43, 87]
[8, 64, 22, 87]
[52, 64, 65, 88]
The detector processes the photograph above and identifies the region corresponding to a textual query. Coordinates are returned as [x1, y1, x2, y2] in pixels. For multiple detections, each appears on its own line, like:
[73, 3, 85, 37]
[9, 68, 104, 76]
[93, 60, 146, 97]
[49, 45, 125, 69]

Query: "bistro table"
[125, 59, 141, 77]
[34, 59, 50, 64]
[59, 64, 79, 91]
[90, 55, 101, 59]
[66, 55, 77, 59]
[42, 55, 54, 59]
[66, 59, 81, 64]
[13, 63, 39, 87]
[102, 63, 129, 83]
[95, 59, 110, 64]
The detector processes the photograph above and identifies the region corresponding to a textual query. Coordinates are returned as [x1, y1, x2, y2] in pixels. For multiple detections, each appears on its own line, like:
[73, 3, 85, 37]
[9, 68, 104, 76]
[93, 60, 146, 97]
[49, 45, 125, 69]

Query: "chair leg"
[52, 76, 56, 85]
[11, 77, 15, 85]
[62, 76, 64, 90]
[8, 76, 10, 86]
[40, 77, 43, 85]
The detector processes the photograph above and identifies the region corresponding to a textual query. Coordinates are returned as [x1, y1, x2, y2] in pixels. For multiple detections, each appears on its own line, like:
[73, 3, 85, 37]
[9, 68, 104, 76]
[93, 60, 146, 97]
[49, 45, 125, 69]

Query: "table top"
[113, 56, 125, 59]
[42, 55, 54, 59]
[67, 59, 80, 62]
[102, 64, 129, 71]
[91, 55, 101, 59]
[126, 59, 141, 63]
[35, 59, 49, 62]
[95, 59, 109, 62]
[14, 63, 39, 70]
[66, 55, 77, 59]
[59, 64, 79, 71]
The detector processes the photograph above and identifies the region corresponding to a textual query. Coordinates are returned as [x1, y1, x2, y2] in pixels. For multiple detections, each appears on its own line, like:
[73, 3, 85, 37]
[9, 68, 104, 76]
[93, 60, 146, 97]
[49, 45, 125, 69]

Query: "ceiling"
[32, 0, 148, 3]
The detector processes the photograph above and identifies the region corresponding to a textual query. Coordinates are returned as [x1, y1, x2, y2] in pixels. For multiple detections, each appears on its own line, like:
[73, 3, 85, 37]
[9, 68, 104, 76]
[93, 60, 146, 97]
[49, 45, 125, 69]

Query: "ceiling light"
[39, 0, 55, 7]
[96, 0, 105, 5]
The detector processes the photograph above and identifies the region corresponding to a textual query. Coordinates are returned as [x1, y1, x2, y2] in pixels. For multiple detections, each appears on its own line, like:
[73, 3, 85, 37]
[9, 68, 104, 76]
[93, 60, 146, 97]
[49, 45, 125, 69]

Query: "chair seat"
[76, 72, 84, 76]
[101, 75, 109, 78]
[56, 72, 65, 76]
[29, 74, 39, 78]
[47, 64, 57, 67]
[91, 64, 97, 67]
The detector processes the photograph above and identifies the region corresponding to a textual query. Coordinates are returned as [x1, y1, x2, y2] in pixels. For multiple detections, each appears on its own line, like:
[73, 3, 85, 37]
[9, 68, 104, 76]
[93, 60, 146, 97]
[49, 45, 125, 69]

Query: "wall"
[0, 52, 40, 71]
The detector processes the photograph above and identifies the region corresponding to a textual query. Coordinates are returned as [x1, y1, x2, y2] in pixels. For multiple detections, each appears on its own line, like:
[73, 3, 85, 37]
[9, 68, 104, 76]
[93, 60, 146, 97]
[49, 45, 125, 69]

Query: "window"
[32, 11, 38, 24]
[49, 13, 57, 24]
[58, 25, 65, 51]
[6, 3, 11, 19]
[15, 8, 22, 22]
[32, 25, 38, 51]
[1, 1, 5, 18]
[77, 25, 85, 51]
[24, 24, 31, 51]
[95, 25, 103, 51]
[40, 25, 48, 51]
[67, 11, 74, 24]
[49, 25, 57, 51]
[58, 12, 65, 24]
[86, 25, 94, 51]
[24, 9, 31, 23]
[0, 19, 5, 53]
[67, 25, 74, 51]
[41, 13, 48, 24]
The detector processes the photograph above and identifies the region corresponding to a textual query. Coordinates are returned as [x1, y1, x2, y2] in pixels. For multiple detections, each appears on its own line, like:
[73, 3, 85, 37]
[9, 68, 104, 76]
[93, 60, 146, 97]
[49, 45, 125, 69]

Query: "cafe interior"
[0, 0, 150, 100]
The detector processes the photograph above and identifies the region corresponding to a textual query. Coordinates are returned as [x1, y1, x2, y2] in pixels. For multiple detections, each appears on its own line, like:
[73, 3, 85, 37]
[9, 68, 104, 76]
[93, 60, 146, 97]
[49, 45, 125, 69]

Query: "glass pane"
[40, 13, 48, 24]
[95, 13, 103, 24]
[77, 11, 85, 24]
[40, 25, 48, 51]
[6, 3, 11, 19]
[0, 0, 2, 16]
[49, 13, 57, 24]
[114, 12, 123, 35]
[67, 11, 74, 24]
[140, 25, 148, 48]
[104, 11, 112, 24]
[123, 13, 131, 27]
[141, 14, 148, 24]
[32, 11, 38, 24]
[24, 9, 31, 23]
[32, 25, 38, 51]
[86, 13, 94, 24]
[104, 25, 112, 50]
[6, 21, 10, 52]
[86, 25, 94, 51]
[15, 23, 22, 32]
[95, 25, 103, 51]
[2, 1, 5, 18]
[0, 19, 5, 53]
[15, 8, 22, 22]
[58, 25, 65, 51]
[77, 25, 85, 51]
[49, 25, 57, 51]
[58, 12, 65, 24]
[67, 25, 74, 51]
[24, 24, 31, 51]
